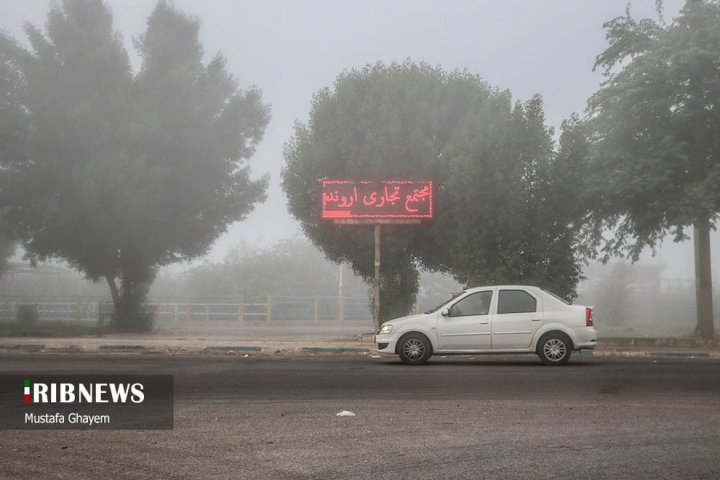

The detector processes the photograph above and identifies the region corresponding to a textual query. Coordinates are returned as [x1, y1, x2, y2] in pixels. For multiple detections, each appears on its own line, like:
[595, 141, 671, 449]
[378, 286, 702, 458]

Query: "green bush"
[17, 304, 39, 326]
[112, 303, 155, 332]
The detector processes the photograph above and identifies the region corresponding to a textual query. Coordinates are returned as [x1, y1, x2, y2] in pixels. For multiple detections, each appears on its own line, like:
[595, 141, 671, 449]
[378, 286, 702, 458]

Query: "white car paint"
[375, 285, 597, 364]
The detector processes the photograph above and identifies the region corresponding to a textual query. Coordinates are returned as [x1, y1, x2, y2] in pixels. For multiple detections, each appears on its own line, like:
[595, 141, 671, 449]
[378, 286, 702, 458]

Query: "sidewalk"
[0, 334, 718, 359]
[0, 334, 373, 355]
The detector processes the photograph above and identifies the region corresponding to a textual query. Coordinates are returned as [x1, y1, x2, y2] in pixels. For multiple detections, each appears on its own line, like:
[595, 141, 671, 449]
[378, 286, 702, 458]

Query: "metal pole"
[338, 263, 344, 322]
[374, 223, 381, 332]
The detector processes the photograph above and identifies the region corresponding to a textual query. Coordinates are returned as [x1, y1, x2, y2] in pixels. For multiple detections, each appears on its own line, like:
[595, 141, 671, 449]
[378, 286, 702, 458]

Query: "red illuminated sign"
[322, 180, 433, 219]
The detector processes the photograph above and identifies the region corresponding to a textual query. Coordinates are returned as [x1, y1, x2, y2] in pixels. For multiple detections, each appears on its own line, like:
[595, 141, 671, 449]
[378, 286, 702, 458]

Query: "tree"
[0, 41, 24, 278]
[585, 0, 720, 340]
[284, 62, 466, 321]
[442, 98, 588, 298]
[0, 0, 269, 330]
[590, 262, 636, 327]
[283, 61, 587, 322]
[0, 232, 15, 277]
[155, 238, 368, 299]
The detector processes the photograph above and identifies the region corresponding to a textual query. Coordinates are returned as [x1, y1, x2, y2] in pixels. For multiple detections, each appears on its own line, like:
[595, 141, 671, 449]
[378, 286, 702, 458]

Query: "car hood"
[386, 313, 430, 328]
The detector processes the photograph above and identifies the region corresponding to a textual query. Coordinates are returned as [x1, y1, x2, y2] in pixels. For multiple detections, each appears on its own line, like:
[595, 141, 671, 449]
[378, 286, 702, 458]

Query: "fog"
[1, 0, 718, 338]
[1, 0, 694, 257]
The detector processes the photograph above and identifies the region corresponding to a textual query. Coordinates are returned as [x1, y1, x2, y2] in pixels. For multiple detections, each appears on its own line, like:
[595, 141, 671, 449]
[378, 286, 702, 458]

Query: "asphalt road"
[1, 352, 719, 479]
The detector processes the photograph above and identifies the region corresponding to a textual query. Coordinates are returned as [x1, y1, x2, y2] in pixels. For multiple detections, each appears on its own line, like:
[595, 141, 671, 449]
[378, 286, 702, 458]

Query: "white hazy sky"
[2, 0, 714, 280]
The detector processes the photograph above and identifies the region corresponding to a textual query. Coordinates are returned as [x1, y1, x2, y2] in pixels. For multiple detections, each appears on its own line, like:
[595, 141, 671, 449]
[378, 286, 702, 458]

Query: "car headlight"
[378, 324, 393, 335]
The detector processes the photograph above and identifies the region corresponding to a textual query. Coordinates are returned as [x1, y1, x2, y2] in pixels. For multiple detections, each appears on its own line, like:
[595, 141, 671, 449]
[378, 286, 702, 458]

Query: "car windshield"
[424, 294, 462, 314]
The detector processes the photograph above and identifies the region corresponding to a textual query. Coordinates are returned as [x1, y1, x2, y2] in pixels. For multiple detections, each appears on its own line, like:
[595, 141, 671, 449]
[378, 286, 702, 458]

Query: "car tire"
[397, 333, 432, 365]
[537, 332, 572, 366]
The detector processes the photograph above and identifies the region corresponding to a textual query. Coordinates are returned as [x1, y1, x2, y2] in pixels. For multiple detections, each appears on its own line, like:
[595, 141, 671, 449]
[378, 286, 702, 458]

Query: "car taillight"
[585, 307, 593, 327]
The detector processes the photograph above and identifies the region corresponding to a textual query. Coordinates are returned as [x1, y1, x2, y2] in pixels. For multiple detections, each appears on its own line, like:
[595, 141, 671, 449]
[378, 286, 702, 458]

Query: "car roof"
[464, 285, 539, 293]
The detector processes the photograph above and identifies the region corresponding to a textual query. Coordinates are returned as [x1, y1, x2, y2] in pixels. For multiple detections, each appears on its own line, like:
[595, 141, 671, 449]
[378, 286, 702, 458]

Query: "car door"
[436, 290, 494, 351]
[492, 288, 542, 349]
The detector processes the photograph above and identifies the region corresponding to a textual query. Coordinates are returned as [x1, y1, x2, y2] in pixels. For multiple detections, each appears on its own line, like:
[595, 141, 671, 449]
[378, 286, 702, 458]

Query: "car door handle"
[479, 320, 489, 324]
[531, 318, 542, 322]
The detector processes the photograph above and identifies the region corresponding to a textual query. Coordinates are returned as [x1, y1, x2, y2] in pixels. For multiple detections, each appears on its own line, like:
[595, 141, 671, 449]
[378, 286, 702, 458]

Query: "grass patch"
[0, 321, 104, 337]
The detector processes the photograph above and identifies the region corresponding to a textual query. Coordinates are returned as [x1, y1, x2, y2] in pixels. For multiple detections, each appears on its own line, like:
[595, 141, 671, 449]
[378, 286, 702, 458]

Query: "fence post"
[238, 294, 244, 322]
[186, 303, 192, 322]
[314, 296, 320, 322]
[267, 294, 272, 322]
[205, 304, 210, 322]
[338, 296, 344, 322]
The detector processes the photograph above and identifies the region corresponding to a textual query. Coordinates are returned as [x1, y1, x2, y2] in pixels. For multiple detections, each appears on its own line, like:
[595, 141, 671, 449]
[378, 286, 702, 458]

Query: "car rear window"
[497, 290, 537, 314]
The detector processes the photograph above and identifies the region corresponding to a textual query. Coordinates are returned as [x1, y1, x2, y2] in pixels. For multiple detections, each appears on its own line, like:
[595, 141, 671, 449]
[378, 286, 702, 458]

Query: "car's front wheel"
[397, 333, 432, 365]
[537, 333, 572, 366]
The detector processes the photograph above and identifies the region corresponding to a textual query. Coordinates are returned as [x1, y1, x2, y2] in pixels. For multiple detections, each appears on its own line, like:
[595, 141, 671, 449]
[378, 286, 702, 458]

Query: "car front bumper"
[375, 334, 398, 354]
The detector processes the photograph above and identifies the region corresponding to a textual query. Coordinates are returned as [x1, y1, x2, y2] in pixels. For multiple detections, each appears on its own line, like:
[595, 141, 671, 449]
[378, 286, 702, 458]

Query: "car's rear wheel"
[398, 333, 432, 365]
[537, 333, 572, 366]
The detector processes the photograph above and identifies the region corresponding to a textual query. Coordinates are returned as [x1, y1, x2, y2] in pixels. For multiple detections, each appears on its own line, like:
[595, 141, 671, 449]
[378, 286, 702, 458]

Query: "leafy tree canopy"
[155, 238, 368, 300]
[283, 62, 587, 318]
[0, 232, 15, 277]
[0, 0, 269, 329]
[586, 0, 720, 258]
[443, 101, 588, 298]
[584, 0, 720, 340]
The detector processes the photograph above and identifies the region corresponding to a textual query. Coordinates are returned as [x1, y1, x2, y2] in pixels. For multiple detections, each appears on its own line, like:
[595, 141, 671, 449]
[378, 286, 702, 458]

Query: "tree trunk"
[105, 275, 120, 304]
[693, 224, 715, 341]
[105, 263, 157, 332]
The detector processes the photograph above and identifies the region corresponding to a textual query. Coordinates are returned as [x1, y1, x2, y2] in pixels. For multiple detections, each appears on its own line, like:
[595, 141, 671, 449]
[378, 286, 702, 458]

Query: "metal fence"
[0, 295, 373, 324]
[0, 298, 101, 323]
[5, 288, 715, 337]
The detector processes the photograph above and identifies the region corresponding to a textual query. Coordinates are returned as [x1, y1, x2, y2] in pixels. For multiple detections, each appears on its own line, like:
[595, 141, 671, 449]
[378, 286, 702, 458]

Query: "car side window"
[497, 290, 537, 314]
[449, 291, 492, 317]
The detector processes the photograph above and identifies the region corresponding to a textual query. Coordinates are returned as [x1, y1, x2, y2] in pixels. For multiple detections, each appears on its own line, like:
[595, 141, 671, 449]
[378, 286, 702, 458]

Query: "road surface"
[1, 353, 719, 479]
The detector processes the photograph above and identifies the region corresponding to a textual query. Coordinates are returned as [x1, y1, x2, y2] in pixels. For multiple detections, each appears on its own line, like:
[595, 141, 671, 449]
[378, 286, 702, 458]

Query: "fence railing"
[0, 295, 373, 324]
[1, 290, 716, 338]
[0, 299, 101, 323]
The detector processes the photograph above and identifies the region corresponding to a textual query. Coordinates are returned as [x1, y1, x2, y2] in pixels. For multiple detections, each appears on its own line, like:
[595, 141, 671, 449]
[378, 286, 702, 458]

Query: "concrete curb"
[648, 351, 710, 358]
[302, 347, 370, 353]
[204, 346, 263, 352]
[600, 337, 719, 348]
[588, 350, 720, 359]
[98, 345, 146, 351]
[0, 344, 46, 351]
[0, 337, 718, 359]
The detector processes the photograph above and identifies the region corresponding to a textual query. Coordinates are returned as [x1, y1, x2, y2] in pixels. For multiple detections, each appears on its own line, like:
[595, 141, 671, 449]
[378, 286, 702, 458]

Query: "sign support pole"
[326, 178, 431, 333]
[333, 219, 420, 331]
[374, 223, 381, 332]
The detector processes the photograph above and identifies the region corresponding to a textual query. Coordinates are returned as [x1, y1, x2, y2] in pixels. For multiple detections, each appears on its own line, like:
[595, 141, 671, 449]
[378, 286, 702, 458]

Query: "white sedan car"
[375, 285, 596, 365]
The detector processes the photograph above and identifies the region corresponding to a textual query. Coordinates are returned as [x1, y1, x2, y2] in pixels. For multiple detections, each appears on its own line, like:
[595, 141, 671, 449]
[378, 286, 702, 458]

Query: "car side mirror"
[441, 308, 449, 317]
